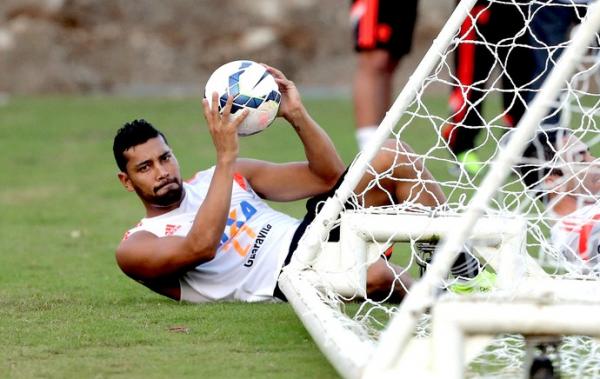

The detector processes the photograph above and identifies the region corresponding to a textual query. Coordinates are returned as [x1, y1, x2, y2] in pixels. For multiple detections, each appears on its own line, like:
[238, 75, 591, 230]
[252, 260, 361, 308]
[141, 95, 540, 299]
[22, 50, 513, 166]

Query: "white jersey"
[550, 204, 600, 271]
[123, 167, 301, 302]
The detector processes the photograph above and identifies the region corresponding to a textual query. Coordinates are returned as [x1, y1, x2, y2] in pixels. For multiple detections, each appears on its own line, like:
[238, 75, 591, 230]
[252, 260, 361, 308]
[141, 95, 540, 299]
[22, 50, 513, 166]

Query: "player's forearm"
[185, 159, 236, 260]
[286, 107, 345, 183]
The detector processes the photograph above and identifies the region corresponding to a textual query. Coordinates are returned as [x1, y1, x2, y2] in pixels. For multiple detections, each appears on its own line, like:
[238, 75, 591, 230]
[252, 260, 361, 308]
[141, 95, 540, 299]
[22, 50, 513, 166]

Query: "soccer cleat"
[449, 269, 496, 294]
[450, 151, 484, 177]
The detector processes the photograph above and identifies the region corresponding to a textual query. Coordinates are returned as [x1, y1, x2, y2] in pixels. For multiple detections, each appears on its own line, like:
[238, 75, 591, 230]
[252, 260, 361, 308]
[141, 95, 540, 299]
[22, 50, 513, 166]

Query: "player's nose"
[155, 164, 169, 180]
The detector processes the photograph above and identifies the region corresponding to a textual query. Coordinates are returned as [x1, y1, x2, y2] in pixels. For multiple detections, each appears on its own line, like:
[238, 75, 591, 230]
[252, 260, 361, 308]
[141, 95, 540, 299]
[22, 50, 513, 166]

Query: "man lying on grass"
[112, 65, 476, 303]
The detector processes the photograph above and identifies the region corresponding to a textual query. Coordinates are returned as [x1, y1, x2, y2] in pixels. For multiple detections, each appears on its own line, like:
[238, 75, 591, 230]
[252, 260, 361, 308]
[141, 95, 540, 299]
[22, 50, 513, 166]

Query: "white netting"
[468, 335, 600, 378]
[283, 1, 600, 378]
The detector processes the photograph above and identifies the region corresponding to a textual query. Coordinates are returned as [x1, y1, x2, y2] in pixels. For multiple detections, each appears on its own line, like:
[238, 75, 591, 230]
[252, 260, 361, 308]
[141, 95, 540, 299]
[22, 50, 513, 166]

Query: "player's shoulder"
[116, 230, 162, 268]
[117, 229, 158, 253]
[115, 230, 165, 279]
[185, 166, 216, 185]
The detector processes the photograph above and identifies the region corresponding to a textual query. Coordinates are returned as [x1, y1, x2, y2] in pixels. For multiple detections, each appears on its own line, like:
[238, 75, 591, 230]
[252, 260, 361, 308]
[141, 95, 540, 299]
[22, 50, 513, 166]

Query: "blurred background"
[0, 0, 454, 97]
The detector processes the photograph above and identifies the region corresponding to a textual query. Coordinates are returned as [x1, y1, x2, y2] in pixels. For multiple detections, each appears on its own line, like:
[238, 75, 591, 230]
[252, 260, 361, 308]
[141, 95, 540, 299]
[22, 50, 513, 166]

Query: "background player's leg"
[350, 0, 417, 150]
[496, 1, 531, 129]
[353, 50, 400, 150]
[443, 1, 492, 175]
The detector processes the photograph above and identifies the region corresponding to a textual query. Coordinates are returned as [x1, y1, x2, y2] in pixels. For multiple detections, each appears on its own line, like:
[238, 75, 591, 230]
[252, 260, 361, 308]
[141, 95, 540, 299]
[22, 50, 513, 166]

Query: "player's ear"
[118, 171, 135, 192]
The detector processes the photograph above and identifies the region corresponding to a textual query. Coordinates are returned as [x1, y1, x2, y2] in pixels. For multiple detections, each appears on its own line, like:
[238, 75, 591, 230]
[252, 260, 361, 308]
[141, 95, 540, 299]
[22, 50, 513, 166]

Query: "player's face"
[119, 136, 183, 207]
[557, 135, 600, 199]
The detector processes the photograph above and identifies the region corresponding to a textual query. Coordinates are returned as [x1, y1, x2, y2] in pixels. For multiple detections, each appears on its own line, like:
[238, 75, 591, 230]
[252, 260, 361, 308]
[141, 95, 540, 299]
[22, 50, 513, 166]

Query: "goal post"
[280, 0, 600, 378]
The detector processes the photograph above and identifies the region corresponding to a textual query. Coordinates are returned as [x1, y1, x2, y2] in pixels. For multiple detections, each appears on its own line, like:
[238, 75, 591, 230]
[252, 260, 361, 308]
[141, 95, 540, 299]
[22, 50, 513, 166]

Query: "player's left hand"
[262, 64, 304, 121]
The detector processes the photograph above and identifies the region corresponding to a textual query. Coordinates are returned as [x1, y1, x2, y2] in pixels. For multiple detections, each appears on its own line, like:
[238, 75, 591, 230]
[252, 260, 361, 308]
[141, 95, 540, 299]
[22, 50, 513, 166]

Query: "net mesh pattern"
[298, 1, 600, 377]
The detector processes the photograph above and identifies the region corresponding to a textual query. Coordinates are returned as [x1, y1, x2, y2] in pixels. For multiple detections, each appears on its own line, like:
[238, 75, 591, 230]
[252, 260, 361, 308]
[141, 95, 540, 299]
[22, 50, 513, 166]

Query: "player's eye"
[138, 164, 149, 172]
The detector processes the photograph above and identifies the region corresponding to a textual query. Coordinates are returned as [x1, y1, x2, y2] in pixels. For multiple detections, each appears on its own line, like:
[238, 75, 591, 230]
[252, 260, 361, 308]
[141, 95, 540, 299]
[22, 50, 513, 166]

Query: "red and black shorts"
[350, 0, 419, 59]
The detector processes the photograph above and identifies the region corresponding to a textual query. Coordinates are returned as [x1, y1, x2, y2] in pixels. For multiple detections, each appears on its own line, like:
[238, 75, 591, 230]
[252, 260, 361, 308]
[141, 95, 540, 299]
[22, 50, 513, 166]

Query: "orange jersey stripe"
[234, 172, 247, 191]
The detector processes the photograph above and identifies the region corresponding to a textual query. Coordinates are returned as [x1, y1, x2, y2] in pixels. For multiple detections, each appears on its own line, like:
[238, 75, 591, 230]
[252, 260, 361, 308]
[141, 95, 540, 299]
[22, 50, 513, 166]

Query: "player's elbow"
[184, 237, 217, 263]
[114, 247, 185, 282]
[319, 161, 345, 190]
[115, 248, 147, 280]
[193, 246, 217, 263]
[331, 160, 346, 182]
[324, 172, 342, 191]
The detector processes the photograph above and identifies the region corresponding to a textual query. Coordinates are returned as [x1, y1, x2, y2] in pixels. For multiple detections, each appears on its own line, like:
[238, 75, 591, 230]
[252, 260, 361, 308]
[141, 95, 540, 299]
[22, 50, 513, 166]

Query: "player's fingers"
[231, 109, 250, 129]
[222, 95, 234, 120]
[202, 98, 211, 122]
[210, 92, 219, 117]
[263, 64, 285, 81]
[204, 97, 219, 128]
[273, 78, 288, 88]
[207, 94, 220, 126]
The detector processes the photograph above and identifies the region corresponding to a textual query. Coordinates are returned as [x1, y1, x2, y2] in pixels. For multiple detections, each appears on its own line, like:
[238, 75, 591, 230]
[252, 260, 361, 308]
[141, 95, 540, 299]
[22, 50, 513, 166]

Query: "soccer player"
[527, 0, 590, 126]
[517, 129, 600, 272]
[350, 0, 418, 150]
[113, 65, 483, 303]
[443, 0, 531, 176]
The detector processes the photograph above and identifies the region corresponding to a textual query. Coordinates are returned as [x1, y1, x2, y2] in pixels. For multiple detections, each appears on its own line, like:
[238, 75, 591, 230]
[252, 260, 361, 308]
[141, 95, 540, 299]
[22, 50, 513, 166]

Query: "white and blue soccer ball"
[204, 60, 281, 136]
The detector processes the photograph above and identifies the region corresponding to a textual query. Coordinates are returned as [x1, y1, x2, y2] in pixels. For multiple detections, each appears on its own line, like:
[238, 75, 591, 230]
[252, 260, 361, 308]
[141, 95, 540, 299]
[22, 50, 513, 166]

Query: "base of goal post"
[426, 286, 600, 379]
[278, 210, 540, 378]
[280, 267, 600, 379]
[280, 211, 600, 378]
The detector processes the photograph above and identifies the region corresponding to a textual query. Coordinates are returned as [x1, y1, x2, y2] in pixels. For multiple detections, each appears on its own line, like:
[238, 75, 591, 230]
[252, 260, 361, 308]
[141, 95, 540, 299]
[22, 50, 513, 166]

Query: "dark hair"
[113, 119, 168, 172]
[515, 128, 572, 201]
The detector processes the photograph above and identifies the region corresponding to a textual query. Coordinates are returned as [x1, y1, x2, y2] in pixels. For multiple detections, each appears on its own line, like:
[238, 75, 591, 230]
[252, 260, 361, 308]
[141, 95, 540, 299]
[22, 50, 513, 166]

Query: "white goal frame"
[280, 210, 600, 378]
[279, 0, 600, 378]
[279, 211, 535, 378]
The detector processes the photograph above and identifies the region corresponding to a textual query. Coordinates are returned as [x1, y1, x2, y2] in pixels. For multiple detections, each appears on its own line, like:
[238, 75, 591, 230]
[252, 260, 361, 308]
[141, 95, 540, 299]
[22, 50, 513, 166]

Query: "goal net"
[279, 0, 600, 378]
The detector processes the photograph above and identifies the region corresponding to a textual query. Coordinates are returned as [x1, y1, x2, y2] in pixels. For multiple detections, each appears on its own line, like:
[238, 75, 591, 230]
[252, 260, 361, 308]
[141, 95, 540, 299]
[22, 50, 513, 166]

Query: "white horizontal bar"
[340, 212, 522, 244]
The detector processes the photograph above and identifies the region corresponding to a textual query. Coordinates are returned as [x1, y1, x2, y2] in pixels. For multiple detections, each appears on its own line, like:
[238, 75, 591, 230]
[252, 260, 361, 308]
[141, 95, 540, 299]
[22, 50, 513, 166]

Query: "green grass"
[0, 96, 376, 379]
[0, 94, 510, 378]
[0, 97, 332, 379]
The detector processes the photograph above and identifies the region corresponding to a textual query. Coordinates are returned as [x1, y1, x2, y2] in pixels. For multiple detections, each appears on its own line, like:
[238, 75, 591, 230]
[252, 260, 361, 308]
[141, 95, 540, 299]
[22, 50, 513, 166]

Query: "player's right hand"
[202, 92, 248, 164]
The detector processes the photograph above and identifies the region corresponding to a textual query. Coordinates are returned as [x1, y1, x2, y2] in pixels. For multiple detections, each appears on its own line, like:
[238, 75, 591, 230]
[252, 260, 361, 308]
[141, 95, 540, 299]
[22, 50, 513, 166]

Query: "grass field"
[0, 94, 482, 378]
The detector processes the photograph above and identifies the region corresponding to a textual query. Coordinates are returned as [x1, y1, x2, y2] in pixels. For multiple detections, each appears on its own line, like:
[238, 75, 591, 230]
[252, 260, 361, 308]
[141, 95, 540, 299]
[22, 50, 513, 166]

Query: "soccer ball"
[204, 60, 281, 136]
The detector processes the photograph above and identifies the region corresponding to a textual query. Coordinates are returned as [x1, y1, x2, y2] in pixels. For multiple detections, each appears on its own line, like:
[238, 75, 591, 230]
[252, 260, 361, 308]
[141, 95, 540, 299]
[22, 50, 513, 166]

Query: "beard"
[136, 178, 184, 207]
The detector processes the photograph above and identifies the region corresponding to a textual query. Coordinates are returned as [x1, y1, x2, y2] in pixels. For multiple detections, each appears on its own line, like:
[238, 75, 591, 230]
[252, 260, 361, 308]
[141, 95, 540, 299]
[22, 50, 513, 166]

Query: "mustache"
[154, 178, 179, 193]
